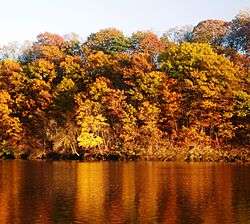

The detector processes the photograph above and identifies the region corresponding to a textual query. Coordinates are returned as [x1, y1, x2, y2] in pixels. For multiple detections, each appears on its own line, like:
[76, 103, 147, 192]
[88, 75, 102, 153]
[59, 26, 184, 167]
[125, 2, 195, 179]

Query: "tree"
[162, 25, 193, 43]
[159, 42, 238, 143]
[0, 42, 21, 60]
[0, 20, 249, 160]
[0, 90, 23, 150]
[232, 91, 250, 145]
[27, 59, 56, 84]
[36, 32, 64, 47]
[76, 97, 109, 150]
[20, 33, 65, 63]
[0, 59, 25, 93]
[192, 19, 229, 45]
[130, 31, 165, 54]
[63, 33, 83, 57]
[85, 28, 130, 54]
[225, 10, 250, 54]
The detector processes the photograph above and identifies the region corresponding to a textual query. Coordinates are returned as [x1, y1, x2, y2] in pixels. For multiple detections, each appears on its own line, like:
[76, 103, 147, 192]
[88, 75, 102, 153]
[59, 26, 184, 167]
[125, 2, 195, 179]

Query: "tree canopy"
[0, 10, 249, 161]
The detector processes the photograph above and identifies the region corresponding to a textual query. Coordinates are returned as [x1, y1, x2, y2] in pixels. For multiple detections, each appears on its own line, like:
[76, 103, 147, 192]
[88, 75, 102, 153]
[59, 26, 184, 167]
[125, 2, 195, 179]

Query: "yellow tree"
[0, 91, 23, 151]
[0, 60, 25, 152]
[75, 94, 109, 152]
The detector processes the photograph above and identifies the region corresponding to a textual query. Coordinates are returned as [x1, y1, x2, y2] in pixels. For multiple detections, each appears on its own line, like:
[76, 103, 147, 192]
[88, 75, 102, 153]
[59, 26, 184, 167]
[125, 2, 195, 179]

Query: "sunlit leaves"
[56, 77, 75, 92]
[233, 91, 250, 118]
[60, 55, 85, 80]
[76, 98, 109, 149]
[28, 59, 56, 83]
[0, 90, 23, 146]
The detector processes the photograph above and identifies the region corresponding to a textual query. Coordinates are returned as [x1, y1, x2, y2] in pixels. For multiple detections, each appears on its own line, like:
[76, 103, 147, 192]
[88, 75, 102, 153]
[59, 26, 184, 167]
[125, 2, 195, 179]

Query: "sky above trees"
[0, 0, 249, 44]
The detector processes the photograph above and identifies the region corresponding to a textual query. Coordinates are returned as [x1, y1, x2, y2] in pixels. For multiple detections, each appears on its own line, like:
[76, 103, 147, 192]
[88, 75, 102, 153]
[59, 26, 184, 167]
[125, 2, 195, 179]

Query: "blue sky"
[0, 0, 249, 44]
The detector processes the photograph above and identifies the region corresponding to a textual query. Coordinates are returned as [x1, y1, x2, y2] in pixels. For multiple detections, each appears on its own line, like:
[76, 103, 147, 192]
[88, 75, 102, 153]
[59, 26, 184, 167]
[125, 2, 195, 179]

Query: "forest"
[0, 10, 249, 161]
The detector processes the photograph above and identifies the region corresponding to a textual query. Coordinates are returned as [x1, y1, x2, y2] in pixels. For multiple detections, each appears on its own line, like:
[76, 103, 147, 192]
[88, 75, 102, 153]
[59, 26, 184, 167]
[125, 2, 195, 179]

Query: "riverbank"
[1, 146, 249, 162]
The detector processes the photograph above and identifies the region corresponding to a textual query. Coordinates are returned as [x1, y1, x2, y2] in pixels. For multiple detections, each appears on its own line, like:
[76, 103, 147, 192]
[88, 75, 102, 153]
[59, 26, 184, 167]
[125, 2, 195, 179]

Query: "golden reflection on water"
[75, 163, 106, 223]
[0, 161, 249, 224]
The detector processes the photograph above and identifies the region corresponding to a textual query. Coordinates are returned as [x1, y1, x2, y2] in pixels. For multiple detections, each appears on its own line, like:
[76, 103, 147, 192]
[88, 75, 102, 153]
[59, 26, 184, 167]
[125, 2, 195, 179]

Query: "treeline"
[0, 10, 249, 161]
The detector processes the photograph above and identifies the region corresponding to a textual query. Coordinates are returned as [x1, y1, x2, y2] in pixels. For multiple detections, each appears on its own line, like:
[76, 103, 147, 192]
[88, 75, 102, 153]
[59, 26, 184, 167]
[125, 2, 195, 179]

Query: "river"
[0, 161, 249, 224]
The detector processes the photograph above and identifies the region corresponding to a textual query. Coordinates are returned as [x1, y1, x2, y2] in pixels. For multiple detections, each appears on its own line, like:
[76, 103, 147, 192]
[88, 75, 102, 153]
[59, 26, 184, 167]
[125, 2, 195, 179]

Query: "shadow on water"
[0, 161, 249, 224]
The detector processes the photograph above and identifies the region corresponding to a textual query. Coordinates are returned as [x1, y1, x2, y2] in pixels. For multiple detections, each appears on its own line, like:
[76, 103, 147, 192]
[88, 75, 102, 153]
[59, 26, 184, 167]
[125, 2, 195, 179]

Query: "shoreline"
[1, 147, 249, 163]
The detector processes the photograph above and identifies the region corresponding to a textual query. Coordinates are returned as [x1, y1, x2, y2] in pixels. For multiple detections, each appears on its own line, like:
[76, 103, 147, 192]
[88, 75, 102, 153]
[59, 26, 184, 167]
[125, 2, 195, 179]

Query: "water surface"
[0, 161, 249, 224]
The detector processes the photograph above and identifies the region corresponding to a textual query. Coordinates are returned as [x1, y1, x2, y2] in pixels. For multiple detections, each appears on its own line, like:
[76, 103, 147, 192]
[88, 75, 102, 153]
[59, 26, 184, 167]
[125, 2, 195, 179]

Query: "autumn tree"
[0, 16, 249, 160]
[0, 91, 23, 149]
[0, 60, 24, 152]
[192, 19, 229, 45]
[85, 28, 130, 54]
[130, 31, 165, 55]
[159, 42, 238, 144]
[75, 94, 109, 152]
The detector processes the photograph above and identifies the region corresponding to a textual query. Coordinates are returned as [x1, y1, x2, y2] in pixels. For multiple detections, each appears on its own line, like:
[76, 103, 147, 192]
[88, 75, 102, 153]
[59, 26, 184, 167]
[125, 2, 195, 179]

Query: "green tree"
[85, 28, 130, 54]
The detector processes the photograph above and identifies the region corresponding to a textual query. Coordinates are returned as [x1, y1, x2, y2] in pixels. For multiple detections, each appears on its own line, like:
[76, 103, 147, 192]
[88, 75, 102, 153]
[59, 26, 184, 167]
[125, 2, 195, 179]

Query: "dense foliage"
[0, 11, 249, 161]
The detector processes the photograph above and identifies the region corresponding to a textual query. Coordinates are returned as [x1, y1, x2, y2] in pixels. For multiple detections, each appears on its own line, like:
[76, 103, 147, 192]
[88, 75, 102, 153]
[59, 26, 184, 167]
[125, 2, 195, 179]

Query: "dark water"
[0, 161, 249, 224]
